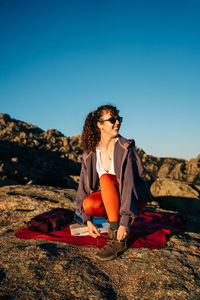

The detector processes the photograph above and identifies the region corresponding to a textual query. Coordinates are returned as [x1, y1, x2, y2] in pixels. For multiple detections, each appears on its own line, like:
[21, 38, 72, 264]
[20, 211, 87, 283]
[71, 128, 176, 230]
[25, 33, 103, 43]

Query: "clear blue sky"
[0, 0, 200, 160]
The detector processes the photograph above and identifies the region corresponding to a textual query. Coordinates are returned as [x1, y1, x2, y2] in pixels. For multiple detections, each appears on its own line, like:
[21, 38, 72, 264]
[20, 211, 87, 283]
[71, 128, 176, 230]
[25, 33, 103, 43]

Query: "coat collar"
[82, 135, 135, 161]
[117, 135, 135, 149]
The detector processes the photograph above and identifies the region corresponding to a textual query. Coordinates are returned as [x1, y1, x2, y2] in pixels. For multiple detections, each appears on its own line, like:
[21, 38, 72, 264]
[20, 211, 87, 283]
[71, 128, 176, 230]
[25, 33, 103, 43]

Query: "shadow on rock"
[155, 196, 200, 217]
[63, 254, 117, 299]
[0, 270, 6, 283]
[0, 140, 80, 188]
[38, 243, 65, 258]
[152, 196, 200, 234]
[36, 243, 117, 299]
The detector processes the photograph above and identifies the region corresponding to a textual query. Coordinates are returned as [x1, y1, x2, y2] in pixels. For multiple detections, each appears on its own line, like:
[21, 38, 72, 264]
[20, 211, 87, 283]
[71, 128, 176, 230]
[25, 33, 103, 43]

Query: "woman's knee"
[100, 174, 119, 190]
[100, 173, 114, 185]
[83, 193, 102, 214]
[83, 195, 94, 215]
[83, 193, 106, 217]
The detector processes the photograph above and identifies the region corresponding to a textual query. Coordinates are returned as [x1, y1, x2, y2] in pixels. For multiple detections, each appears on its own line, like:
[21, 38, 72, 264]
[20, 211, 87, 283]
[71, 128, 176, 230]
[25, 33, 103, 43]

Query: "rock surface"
[0, 184, 200, 299]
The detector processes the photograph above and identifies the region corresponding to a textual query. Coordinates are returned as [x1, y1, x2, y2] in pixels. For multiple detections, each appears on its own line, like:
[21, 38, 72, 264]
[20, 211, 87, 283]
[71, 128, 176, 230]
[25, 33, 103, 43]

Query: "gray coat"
[76, 135, 151, 227]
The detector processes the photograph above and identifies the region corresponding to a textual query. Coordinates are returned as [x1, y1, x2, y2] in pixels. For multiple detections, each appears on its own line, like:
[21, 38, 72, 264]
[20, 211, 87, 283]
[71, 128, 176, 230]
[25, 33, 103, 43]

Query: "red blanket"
[15, 212, 185, 249]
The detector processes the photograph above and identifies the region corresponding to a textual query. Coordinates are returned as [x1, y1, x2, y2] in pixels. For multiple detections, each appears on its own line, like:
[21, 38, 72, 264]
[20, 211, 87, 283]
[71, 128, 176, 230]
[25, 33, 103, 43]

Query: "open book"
[70, 222, 109, 236]
[70, 210, 110, 236]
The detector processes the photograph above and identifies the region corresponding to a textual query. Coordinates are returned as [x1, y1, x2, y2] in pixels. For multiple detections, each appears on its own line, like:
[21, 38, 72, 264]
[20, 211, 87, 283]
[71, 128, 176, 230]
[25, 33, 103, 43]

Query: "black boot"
[95, 228, 128, 261]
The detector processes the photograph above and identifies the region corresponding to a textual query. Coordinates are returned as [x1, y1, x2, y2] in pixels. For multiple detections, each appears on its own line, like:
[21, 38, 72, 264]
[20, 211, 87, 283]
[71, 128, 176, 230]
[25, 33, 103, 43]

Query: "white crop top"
[96, 139, 117, 178]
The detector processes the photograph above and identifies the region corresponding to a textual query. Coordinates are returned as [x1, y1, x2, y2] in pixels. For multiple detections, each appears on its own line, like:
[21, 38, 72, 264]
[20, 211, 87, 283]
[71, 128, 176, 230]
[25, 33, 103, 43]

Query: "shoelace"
[101, 239, 119, 251]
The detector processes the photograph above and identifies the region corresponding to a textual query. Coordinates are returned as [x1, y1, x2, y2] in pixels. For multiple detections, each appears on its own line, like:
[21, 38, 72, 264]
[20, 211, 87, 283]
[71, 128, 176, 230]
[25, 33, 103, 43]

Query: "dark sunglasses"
[99, 116, 123, 124]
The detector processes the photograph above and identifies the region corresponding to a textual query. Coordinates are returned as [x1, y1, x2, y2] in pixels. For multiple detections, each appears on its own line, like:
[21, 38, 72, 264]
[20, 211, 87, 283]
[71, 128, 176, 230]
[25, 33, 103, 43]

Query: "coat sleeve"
[76, 160, 92, 224]
[119, 147, 140, 227]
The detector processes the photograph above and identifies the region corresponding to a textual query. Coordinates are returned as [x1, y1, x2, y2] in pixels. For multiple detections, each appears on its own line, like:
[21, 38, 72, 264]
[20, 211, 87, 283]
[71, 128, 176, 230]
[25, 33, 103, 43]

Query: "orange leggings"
[83, 173, 148, 222]
[83, 174, 120, 222]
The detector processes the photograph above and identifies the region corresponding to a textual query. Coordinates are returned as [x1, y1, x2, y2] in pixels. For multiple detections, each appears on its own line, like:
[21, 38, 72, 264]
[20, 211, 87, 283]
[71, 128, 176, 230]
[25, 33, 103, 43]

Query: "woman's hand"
[87, 221, 100, 238]
[117, 225, 129, 241]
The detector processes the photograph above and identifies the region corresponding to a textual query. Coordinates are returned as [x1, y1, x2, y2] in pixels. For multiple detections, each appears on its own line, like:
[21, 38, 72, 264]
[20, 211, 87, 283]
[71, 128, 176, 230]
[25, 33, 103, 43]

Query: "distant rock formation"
[0, 113, 82, 187]
[138, 149, 200, 185]
[0, 113, 199, 189]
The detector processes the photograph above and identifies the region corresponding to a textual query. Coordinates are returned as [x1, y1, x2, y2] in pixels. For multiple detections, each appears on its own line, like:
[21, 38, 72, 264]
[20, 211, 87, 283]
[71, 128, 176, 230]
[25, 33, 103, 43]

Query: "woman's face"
[97, 110, 121, 137]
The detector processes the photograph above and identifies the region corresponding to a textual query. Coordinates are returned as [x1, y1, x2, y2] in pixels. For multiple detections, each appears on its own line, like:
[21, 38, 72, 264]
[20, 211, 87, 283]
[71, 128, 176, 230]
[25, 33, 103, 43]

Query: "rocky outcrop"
[0, 113, 82, 187]
[0, 113, 199, 188]
[139, 150, 200, 185]
[150, 178, 200, 215]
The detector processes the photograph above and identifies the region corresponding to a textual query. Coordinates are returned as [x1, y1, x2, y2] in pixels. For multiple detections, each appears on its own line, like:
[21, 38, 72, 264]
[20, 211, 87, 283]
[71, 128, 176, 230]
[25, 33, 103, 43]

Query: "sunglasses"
[99, 116, 123, 124]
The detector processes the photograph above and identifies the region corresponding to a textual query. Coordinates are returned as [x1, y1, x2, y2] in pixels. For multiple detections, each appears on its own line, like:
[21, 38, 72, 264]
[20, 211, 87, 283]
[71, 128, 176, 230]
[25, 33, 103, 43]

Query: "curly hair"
[81, 104, 119, 152]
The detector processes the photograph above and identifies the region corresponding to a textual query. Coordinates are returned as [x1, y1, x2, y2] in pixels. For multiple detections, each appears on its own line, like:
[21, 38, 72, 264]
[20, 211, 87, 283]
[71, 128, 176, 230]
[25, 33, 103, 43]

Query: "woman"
[76, 104, 151, 261]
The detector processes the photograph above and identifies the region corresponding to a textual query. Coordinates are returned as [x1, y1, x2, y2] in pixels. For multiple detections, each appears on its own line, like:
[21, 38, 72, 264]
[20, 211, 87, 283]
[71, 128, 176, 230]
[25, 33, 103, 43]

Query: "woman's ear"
[97, 121, 101, 129]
